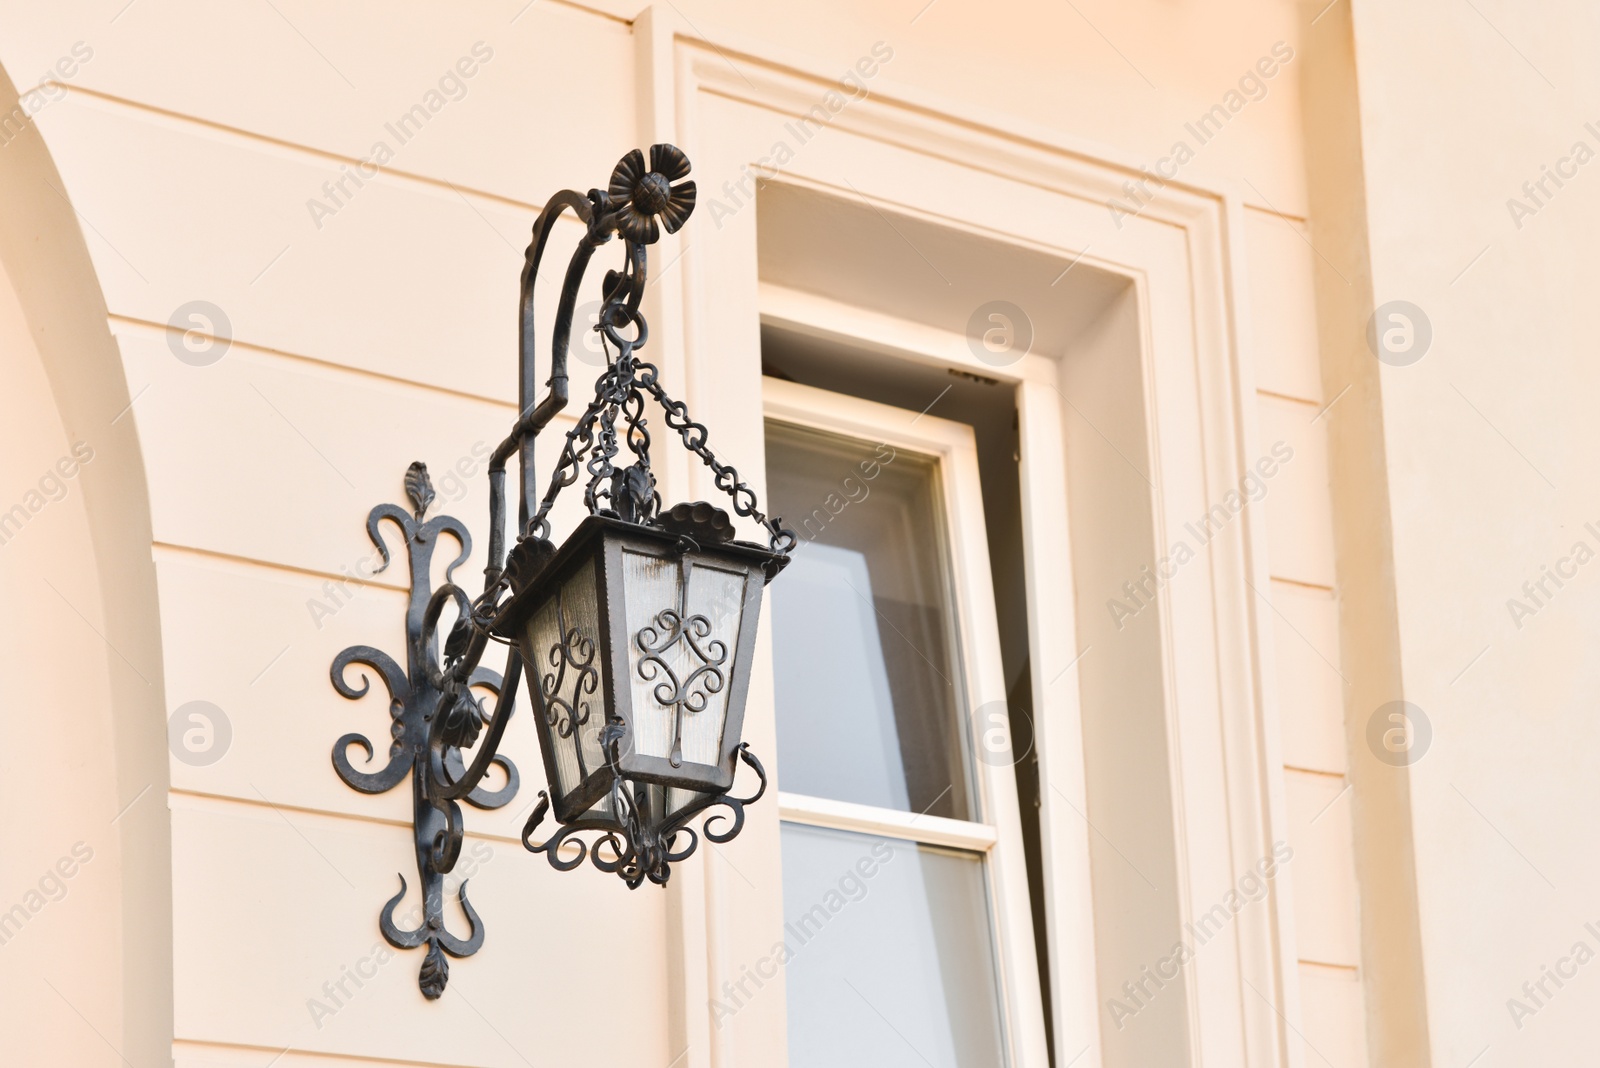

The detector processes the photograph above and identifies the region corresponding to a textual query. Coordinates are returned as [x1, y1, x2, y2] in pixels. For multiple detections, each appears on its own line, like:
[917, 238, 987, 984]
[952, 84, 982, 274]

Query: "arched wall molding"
[0, 62, 172, 1066]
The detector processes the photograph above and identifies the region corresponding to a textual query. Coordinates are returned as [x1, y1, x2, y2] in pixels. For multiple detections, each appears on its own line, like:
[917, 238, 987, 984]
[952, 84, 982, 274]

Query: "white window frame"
[762, 374, 1050, 1067]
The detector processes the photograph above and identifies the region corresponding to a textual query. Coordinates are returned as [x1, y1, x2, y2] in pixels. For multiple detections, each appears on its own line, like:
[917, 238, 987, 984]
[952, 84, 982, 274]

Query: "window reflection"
[765, 422, 971, 820]
[780, 824, 1006, 1068]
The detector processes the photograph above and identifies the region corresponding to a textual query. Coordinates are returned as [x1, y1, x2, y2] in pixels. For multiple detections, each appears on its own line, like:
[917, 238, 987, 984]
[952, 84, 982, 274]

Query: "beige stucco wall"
[1340, 0, 1600, 1062]
[4, 1, 1576, 1065]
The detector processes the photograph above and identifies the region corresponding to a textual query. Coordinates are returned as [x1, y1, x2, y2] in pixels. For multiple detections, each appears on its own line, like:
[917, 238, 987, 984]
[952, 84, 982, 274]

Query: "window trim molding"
[648, 14, 1304, 1066]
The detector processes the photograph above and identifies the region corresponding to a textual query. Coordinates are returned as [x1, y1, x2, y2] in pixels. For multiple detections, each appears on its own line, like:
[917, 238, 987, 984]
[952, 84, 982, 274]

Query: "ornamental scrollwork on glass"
[636, 607, 728, 768]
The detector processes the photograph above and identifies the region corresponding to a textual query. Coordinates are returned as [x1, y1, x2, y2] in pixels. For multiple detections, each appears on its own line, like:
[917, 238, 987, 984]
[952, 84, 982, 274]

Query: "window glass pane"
[780, 823, 1006, 1068]
[765, 421, 971, 820]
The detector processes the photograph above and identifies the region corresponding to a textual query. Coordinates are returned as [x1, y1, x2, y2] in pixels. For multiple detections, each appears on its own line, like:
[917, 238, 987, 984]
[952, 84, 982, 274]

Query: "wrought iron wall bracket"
[323, 144, 791, 1000]
[329, 463, 519, 999]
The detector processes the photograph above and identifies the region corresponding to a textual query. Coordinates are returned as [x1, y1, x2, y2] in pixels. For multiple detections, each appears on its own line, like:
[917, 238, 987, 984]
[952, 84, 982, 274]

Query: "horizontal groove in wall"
[169, 787, 531, 848]
[1282, 765, 1347, 782]
[1268, 575, 1335, 594]
[53, 85, 560, 216]
[110, 314, 524, 413]
[172, 1034, 490, 1067]
[1298, 959, 1360, 976]
[1256, 387, 1321, 408]
[152, 541, 412, 593]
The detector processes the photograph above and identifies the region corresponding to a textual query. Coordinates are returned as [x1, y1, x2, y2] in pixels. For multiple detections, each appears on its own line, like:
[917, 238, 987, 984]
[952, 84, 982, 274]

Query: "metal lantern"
[495, 505, 785, 885]
[484, 143, 794, 888]
[326, 143, 793, 997]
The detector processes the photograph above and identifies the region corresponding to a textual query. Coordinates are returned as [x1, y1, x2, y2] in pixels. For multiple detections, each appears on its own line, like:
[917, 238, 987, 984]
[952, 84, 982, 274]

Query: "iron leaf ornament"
[404, 460, 436, 520]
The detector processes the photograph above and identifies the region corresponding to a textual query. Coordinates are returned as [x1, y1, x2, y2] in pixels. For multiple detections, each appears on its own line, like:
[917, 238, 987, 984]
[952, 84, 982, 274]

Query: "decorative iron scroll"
[522, 743, 768, 890]
[329, 463, 519, 999]
[540, 585, 600, 780]
[637, 606, 728, 768]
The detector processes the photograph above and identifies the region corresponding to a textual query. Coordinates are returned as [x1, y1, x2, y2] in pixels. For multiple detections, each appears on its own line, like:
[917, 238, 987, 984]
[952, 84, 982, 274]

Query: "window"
[764, 378, 1046, 1068]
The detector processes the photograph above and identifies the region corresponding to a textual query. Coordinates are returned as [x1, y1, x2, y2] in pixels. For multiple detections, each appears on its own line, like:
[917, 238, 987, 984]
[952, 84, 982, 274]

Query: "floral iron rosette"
[605, 144, 696, 244]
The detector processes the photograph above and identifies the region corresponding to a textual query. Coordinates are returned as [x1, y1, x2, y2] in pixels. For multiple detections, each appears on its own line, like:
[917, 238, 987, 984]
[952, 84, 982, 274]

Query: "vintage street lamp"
[327, 145, 793, 997]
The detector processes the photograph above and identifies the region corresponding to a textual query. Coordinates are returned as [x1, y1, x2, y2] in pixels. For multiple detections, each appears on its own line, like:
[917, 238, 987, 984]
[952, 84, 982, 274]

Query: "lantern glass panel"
[634, 783, 716, 825]
[620, 548, 750, 770]
[581, 792, 615, 823]
[523, 554, 608, 810]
